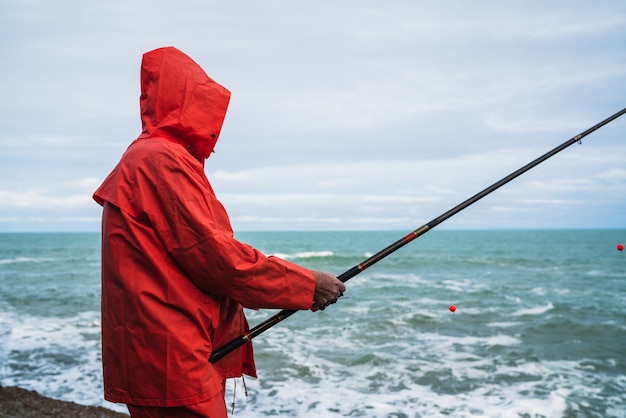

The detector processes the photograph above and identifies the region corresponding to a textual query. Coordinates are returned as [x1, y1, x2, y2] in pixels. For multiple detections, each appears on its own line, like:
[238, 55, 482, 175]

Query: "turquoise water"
[1, 230, 625, 417]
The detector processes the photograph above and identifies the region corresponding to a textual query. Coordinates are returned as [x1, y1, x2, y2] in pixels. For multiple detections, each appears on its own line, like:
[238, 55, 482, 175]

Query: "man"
[93, 46, 346, 417]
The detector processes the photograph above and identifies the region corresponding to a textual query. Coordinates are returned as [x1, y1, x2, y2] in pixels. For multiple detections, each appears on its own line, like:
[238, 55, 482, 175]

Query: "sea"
[0, 229, 625, 418]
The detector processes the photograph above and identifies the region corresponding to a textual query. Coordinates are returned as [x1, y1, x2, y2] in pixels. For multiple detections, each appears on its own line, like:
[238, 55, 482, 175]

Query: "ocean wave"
[417, 332, 523, 348]
[0, 257, 52, 265]
[271, 250, 334, 260]
[486, 321, 522, 328]
[511, 303, 554, 316]
[0, 309, 123, 411]
[224, 335, 615, 418]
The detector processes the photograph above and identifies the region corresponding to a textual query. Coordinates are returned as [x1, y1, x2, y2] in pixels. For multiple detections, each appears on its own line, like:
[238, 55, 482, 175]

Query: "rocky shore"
[0, 386, 127, 418]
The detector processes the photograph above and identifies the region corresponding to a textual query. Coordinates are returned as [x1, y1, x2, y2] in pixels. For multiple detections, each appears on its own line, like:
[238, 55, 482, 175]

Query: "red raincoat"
[93, 47, 316, 407]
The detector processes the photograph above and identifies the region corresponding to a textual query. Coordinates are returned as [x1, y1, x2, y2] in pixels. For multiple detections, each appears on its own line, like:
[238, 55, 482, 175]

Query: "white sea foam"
[415, 332, 522, 348]
[224, 355, 581, 418]
[486, 321, 521, 328]
[229, 325, 619, 417]
[0, 256, 50, 265]
[511, 302, 553, 316]
[532, 286, 547, 296]
[271, 250, 334, 260]
[225, 303, 625, 418]
[0, 308, 126, 414]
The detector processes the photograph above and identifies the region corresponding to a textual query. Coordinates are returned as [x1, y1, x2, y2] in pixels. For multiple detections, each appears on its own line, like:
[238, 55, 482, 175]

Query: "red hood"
[138, 47, 231, 161]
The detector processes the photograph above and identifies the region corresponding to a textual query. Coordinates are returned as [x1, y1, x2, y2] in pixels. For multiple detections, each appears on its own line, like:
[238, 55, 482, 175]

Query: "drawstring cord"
[230, 376, 249, 415]
[230, 380, 236, 414]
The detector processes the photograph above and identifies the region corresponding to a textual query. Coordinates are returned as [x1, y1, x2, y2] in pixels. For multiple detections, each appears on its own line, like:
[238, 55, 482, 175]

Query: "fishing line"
[209, 107, 626, 364]
[579, 242, 625, 262]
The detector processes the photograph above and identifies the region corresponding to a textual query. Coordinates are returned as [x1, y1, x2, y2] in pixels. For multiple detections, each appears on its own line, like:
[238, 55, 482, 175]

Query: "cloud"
[0, 189, 92, 210]
[596, 168, 626, 182]
[208, 143, 626, 230]
[0, 0, 625, 231]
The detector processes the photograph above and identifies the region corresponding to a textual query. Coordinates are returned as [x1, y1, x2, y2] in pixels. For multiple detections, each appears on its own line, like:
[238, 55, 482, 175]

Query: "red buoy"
[618, 243, 624, 251]
[449, 305, 457, 312]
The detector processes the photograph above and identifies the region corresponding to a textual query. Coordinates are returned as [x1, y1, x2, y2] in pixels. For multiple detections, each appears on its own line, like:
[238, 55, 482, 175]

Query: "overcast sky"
[1, 0, 625, 232]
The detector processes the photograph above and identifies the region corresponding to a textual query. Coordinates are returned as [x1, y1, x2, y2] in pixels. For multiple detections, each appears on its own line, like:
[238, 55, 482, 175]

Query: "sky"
[1, 0, 625, 232]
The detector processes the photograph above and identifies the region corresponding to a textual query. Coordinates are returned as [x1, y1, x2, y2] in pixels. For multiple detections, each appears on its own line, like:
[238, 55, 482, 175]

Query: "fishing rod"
[209, 107, 626, 364]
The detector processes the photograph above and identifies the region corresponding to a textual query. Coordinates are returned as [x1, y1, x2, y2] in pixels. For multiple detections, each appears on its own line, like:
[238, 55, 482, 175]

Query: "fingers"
[311, 294, 344, 311]
[328, 291, 343, 305]
[319, 291, 343, 310]
[311, 289, 344, 311]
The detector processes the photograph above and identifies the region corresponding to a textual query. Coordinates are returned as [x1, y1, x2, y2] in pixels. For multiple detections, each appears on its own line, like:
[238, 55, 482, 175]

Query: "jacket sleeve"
[141, 147, 316, 310]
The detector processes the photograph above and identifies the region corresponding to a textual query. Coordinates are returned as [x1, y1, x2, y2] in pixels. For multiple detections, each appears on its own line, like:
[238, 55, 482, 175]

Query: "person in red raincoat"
[93, 46, 346, 417]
